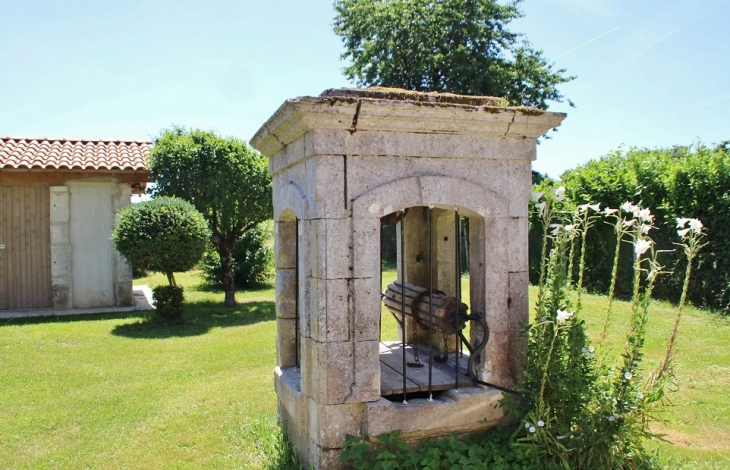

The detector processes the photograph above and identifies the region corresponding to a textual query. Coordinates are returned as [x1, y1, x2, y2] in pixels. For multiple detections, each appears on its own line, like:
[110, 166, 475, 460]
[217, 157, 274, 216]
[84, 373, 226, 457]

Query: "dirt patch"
[652, 424, 730, 452]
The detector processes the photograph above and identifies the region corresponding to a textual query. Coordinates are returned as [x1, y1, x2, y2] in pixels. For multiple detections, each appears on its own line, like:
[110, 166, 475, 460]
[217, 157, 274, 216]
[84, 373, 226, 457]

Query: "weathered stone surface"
[353, 277, 380, 342]
[275, 366, 308, 434]
[277, 318, 297, 367]
[269, 131, 307, 177]
[352, 340, 381, 402]
[508, 271, 529, 330]
[309, 401, 364, 449]
[508, 217, 529, 273]
[508, 161, 532, 218]
[351, 176, 423, 220]
[273, 168, 309, 222]
[306, 155, 348, 219]
[310, 277, 350, 343]
[310, 218, 352, 280]
[351, 217, 381, 279]
[275, 268, 297, 319]
[365, 387, 503, 439]
[275, 220, 298, 269]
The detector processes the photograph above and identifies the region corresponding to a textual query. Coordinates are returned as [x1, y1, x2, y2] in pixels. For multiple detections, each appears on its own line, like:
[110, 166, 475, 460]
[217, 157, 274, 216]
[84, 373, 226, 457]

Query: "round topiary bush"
[112, 196, 210, 318]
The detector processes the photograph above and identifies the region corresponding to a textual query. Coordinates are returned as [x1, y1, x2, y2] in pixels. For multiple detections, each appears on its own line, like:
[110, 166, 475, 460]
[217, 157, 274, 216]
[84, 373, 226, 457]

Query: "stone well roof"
[0, 137, 151, 171]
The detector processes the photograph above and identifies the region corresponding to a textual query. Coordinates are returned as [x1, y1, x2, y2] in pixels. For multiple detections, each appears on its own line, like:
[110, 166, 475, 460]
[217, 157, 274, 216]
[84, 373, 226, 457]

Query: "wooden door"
[0, 185, 52, 310]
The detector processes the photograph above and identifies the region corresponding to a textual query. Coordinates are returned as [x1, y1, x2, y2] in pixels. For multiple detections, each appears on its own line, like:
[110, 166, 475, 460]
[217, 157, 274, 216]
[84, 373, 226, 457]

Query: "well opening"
[378, 206, 487, 401]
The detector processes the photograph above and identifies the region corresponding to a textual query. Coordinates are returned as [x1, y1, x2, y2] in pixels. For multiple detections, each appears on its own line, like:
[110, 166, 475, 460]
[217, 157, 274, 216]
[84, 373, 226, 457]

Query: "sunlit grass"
[0, 270, 728, 468]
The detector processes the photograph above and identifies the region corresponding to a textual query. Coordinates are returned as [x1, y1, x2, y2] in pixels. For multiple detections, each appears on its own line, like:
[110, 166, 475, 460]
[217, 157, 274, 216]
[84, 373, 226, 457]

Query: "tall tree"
[149, 127, 272, 306]
[333, 0, 574, 109]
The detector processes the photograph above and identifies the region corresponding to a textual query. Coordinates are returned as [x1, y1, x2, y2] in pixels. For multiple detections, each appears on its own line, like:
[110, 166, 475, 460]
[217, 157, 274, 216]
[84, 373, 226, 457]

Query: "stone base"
[275, 366, 504, 470]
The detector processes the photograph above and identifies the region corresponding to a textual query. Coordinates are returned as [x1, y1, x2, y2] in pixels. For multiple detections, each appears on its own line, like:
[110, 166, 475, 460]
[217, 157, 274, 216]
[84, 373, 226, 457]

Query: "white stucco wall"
[68, 181, 116, 308]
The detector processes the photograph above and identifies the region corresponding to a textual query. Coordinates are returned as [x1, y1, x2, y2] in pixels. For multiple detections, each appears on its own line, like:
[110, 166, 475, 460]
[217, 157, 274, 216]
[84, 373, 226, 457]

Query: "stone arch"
[351, 174, 514, 386]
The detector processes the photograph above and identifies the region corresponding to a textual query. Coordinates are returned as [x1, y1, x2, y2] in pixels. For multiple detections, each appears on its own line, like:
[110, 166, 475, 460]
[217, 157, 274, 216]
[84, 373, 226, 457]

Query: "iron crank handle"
[462, 312, 524, 397]
[458, 312, 489, 382]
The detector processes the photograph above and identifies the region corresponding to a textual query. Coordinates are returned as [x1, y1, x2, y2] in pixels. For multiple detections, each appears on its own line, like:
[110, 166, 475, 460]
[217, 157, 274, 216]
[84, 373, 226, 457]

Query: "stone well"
[250, 87, 566, 468]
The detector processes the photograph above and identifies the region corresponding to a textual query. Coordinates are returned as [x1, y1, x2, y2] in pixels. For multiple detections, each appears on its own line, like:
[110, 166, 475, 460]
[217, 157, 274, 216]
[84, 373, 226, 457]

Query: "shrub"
[535, 142, 730, 312]
[200, 221, 274, 288]
[112, 196, 210, 318]
[152, 285, 185, 319]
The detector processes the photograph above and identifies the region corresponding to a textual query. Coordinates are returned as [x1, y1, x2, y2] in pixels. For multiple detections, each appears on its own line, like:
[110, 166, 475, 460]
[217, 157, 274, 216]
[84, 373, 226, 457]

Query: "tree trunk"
[219, 246, 236, 306]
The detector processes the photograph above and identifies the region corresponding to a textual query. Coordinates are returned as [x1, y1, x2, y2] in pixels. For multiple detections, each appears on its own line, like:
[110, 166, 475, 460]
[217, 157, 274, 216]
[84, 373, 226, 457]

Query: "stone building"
[0, 137, 149, 314]
[251, 88, 565, 468]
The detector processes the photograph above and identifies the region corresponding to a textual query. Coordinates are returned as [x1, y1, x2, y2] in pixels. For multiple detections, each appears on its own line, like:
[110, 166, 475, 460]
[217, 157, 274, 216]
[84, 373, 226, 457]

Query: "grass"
[1, 270, 728, 468]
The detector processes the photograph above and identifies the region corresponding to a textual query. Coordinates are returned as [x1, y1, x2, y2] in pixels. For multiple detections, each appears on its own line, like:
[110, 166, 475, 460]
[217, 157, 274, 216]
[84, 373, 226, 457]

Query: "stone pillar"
[50, 186, 72, 310]
[112, 183, 133, 307]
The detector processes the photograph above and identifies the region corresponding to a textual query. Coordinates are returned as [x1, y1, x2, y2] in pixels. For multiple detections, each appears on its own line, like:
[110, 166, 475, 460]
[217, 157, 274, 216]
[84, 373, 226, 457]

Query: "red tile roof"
[0, 137, 151, 171]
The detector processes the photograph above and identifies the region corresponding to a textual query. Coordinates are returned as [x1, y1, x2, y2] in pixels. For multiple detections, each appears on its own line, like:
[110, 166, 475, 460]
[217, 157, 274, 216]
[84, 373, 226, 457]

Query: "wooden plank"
[10, 186, 20, 309]
[22, 186, 31, 309]
[28, 186, 37, 307]
[379, 341, 473, 395]
[40, 186, 51, 307]
[0, 186, 6, 310]
[379, 344, 421, 395]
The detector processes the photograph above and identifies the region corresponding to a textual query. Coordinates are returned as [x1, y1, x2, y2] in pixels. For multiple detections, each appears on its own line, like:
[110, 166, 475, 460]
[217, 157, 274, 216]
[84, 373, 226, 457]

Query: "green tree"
[149, 127, 273, 306]
[333, 0, 574, 109]
[112, 197, 209, 318]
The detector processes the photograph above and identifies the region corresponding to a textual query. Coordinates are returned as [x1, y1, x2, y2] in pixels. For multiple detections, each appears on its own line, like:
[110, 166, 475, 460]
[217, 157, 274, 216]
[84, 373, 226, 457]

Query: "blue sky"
[1, 0, 728, 178]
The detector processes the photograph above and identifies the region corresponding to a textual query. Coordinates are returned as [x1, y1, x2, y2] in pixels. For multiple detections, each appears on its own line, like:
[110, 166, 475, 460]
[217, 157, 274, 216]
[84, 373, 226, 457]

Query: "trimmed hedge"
[534, 142, 730, 312]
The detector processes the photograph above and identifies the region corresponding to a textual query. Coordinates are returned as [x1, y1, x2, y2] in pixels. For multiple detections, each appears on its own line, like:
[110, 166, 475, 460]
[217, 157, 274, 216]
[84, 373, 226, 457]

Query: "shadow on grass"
[110, 299, 275, 339]
[0, 310, 149, 327]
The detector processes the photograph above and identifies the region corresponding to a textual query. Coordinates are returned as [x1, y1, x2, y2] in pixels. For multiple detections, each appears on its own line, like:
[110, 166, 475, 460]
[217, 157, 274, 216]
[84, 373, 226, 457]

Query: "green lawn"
[1, 270, 728, 469]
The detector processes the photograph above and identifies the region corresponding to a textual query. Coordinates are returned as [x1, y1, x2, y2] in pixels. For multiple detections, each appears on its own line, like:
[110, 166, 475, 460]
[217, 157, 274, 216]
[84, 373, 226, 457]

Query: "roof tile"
[0, 137, 151, 171]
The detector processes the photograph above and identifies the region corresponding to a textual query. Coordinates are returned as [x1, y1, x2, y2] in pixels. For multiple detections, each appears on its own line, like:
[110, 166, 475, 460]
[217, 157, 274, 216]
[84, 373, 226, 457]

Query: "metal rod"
[400, 211, 407, 404]
[295, 218, 300, 369]
[379, 220, 383, 343]
[428, 207, 434, 400]
[454, 210, 461, 388]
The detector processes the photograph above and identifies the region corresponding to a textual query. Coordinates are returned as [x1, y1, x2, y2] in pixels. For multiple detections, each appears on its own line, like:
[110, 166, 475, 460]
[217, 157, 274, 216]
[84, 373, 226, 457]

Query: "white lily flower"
[677, 228, 690, 238]
[537, 420, 545, 427]
[624, 371, 633, 380]
[549, 223, 562, 236]
[689, 218, 703, 233]
[641, 224, 653, 234]
[604, 207, 618, 216]
[578, 203, 590, 214]
[556, 309, 574, 324]
[676, 217, 690, 228]
[555, 186, 566, 202]
[531, 191, 544, 203]
[564, 224, 575, 233]
[535, 201, 547, 218]
[638, 208, 653, 223]
[635, 239, 652, 256]
[620, 202, 635, 213]
[622, 219, 636, 228]
[588, 203, 601, 212]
